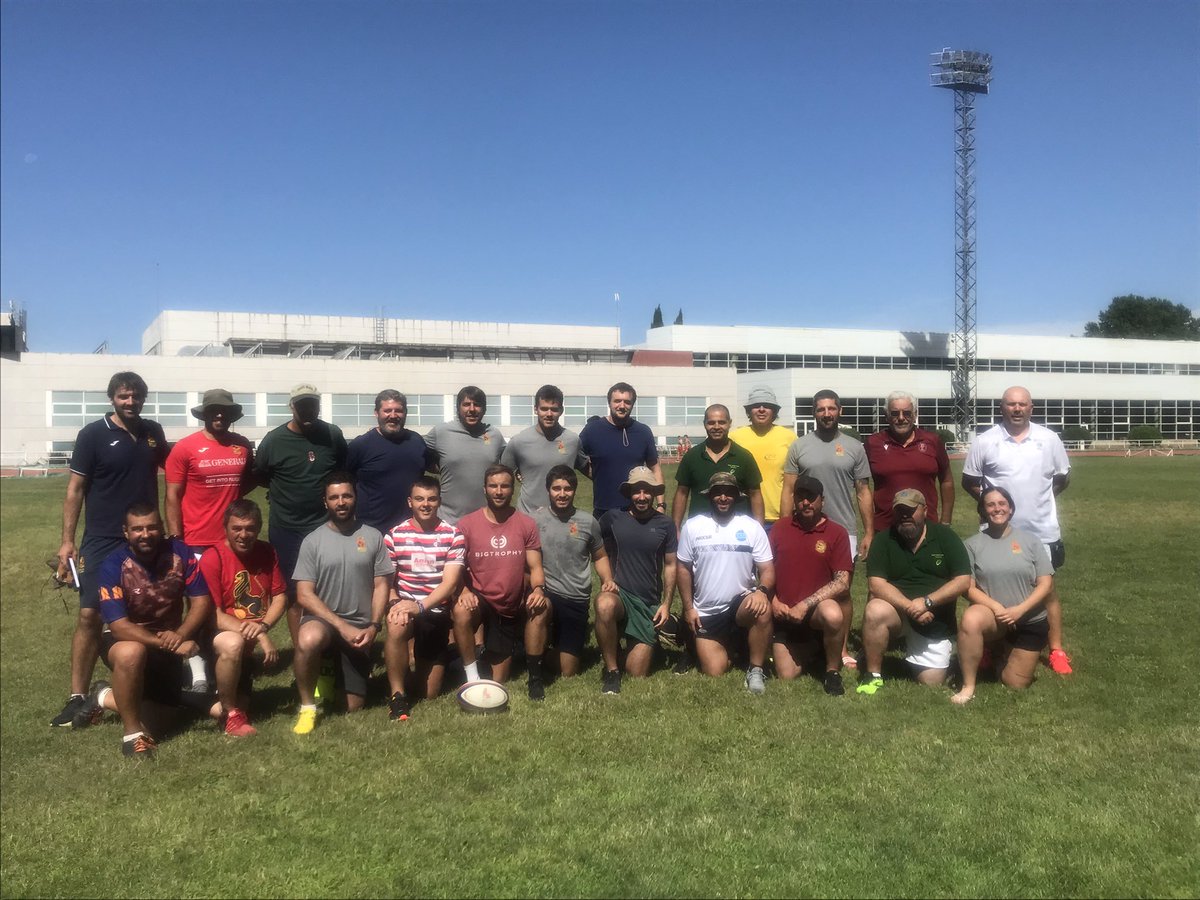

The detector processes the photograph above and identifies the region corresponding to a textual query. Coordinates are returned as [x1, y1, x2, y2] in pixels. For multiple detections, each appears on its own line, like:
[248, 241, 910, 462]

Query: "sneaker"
[72, 680, 110, 728]
[387, 692, 411, 722]
[51, 694, 88, 727]
[121, 733, 158, 759]
[823, 670, 845, 697]
[1048, 648, 1073, 675]
[223, 707, 257, 737]
[528, 678, 545, 702]
[601, 669, 621, 695]
[856, 676, 885, 696]
[292, 706, 319, 735]
[672, 653, 693, 675]
[745, 666, 767, 696]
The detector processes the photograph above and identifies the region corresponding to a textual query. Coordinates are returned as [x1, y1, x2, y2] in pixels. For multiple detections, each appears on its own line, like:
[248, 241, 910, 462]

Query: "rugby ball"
[456, 679, 510, 714]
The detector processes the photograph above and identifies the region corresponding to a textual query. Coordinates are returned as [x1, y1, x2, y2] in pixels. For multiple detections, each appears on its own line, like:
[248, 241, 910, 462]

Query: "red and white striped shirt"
[384, 518, 466, 600]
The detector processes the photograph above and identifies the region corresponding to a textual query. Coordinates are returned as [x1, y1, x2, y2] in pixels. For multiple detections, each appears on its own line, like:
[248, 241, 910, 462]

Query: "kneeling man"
[292, 473, 393, 733]
[858, 489, 971, 693]
[677, 473, 775, 694]
[769, 476, 853, 696]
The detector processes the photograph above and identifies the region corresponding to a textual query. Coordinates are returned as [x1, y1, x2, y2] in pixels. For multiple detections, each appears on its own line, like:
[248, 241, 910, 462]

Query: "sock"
[96, 686, 113, 709]
[871, 672, 883, 679]
[300, 703, 317, 713]
[186, 655, 207, 683]
[527, 654, 544, 681]
[465, 661, 480, 682]
[70, 693, 85, 700]
[122, 731, 144, 742]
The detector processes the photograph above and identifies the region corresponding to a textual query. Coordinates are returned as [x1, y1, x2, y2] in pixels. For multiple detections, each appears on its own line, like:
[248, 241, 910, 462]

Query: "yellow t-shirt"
[729, 425, 797, 522]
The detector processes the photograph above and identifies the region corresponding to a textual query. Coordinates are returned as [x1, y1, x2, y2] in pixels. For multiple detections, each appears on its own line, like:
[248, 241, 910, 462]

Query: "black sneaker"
[387, 691, 411, 722]
[672, 652, 693, 675]
[527, 678, 545, 702]
[51, 694, 88, 727]
[72, 680, 110, 728]
[121, 733, 158, 760]
[823, 670, 845, 697]
[601, 669, 621, 695]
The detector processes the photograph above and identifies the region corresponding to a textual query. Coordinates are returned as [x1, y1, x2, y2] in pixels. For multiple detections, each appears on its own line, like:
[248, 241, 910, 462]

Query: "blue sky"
[2, 0, 1197, 354]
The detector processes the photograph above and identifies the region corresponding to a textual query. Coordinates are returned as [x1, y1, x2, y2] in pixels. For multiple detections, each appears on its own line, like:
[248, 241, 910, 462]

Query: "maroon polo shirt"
[769, 515, 853, 608]
[864, 428, 950, 531]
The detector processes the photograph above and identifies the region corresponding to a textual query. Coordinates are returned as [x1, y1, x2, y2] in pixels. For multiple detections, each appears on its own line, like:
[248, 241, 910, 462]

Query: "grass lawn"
[1, 457, 1198, 898]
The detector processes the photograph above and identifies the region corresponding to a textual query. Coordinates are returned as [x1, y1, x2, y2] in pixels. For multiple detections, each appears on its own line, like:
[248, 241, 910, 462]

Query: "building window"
[665, 396, 706, 426]
[233, 393, 257, 426]
[564, 396, 608, 427]
[50, 391, 111, 427]
[143, 392, 188, 426]
[637, 396, 660, 426]
[408, 394, 447, 427]
[509, 395, 535, 427]
[332, 394, 376, 427]
[265, 393, 292, 426]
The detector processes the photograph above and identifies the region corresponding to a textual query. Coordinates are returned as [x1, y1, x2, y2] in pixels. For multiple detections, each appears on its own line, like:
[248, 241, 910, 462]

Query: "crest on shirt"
[569, 521, 579, 536]
[932, 553, 945, 567]
[307, 450, 316, 463]
[557, 440, 566, 453]
[815, 540, 827, 554]
[1011, 541, 1022, 554]
[356, 538, 366, 552]
[918, 442, 928, 453]
[736, 530, 747, 541]
[147, 438, 158, 448]
[232, 446, 244, 456]
[490, 535, 508, 550]
[482, 433, 491, 444]
[835, 444, 844, 456]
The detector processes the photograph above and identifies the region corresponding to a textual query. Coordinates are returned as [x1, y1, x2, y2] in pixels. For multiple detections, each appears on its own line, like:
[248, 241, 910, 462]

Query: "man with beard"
[672, 404, 764, 528]
[729, 386, 796, 531]
[501, 385, 590, 515]
[165, 389, 254, 555]
[580, 382, 663, 520]
[253, 384, 347, 645]
[346, 389, 433, 534]
[864, 391, 954, 532]
[425, 385, 506, 524]
[857, 490, 971, 694]
[291, 473, 393, 734]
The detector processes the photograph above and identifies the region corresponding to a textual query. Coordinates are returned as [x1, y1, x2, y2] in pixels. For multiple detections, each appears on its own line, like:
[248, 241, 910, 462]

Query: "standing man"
[253, 384, 347, 645]
[452, 465, 549, 700]
[580, 382, 663, 520]
[864, 391, 954, 532]
[676, 473, 775, 695]
[165, 389, 254, 554]
[962, 385, 1073, 674]
[382, 476, 466, 720]
[425, 385, 506, 524]
[595, 467, 678, 693]
[291, 473, 393, 734]
[769, 476, 854, 696]
[729, 386, 796, 530]
[199, 499, 288, 737]
[346, 389, 433, 534]
[52, 371, 169, 728]
[672, 403, 764, 528]
[501, 384, 589, 515]
[857, 490, 971, 694]
[535, 465, 617, 678]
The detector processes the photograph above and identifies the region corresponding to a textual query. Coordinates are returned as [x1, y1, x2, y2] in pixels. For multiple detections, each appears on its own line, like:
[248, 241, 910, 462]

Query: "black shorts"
[548, 591, 590, 656]
[99, 632, 218, 709]
[482, 602, 525, 659]
[1004, 616, 1049, 652]
[412, 607, 454, 664]
[696, 606, 741, 642]
[772, 610, 819, 648]
[268, 524, 310, 591]
[1047, 540, 1066, 571]
[300, 617, 374, 697]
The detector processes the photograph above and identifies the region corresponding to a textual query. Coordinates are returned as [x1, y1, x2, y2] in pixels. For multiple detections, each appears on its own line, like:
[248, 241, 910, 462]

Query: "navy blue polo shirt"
[69, 416, 169, 539]
[579, 417, 659, 516]
[346, 427, 433, 533]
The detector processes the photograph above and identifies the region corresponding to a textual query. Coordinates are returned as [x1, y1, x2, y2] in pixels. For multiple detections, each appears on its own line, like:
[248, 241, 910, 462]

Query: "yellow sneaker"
[292, 706, 319, 735]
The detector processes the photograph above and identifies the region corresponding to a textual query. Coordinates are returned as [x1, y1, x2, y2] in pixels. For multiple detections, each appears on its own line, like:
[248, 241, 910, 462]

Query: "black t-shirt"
[599, 509, 678, 603]
[69, 416, 169, 539]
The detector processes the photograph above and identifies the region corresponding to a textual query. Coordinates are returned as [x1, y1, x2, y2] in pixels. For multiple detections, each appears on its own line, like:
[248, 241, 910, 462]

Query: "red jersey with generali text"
[165, 431, 254, 547]
[198, 541, 286, 622]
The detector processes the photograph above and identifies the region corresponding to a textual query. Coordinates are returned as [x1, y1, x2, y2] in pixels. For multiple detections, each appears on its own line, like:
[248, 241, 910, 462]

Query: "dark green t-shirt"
[866, 521, 970, 637]
[675, 442, 763, 520]
[254, 421, 347, 531]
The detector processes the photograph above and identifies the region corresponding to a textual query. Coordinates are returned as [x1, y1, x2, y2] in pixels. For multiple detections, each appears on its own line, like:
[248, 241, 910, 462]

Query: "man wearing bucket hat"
[165, 389, 255, 555]
[729, 386, 796, 530]
[595, 466, 678, 694]
[676, 472, 775, 694]
[856, 489, 971, 694]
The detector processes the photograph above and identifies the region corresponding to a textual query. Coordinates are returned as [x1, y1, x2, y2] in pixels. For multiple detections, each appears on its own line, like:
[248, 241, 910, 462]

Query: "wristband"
[370, 621, 383, 631]
[414, 598, 425, 614]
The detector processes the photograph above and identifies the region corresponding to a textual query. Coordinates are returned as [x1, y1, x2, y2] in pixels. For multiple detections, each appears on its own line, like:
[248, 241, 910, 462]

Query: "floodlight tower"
[930, 48, 991, 441]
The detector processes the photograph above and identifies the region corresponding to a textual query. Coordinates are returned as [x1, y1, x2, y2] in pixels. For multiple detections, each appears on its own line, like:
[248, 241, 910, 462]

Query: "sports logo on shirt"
[356, 538, 367, 552]
[198, 446, 210, 454]
[568, 521, 578, 536]
[307, 451, 316, 462]
[109, 440, 121, 447]
[735, 530, 747, 541]
[815, 540, 827, 554]
[1011, 541, 1022, 554]
[147, 439, 158, 448]
[482, 433, 491, 444]
[932, 553, 945, 567]
[835, 444, 844, 456]
[490, 535, 508, 550]
[557, 441, 565, 453]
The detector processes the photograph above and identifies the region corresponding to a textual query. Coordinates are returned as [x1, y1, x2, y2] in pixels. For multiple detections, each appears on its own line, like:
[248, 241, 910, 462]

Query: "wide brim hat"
[191, 388, 244, 422]
[620, 465, 665, 497]
[744, 385, 781, 412]
[701, 471, 741, 496]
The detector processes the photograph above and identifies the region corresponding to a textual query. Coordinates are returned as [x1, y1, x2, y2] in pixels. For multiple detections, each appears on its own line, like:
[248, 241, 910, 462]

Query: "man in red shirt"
[864, 391, 954, 532]
[451, 465, 549, 700]
[198, 499, 287, 737]
[769, 475, 854, 696]
[165, 389, 254, 553]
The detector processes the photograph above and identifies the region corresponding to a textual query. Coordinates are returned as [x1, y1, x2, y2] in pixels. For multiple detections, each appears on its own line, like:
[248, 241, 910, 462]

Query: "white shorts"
[848, 535, 858, 562]
[902, 619, 953, 670]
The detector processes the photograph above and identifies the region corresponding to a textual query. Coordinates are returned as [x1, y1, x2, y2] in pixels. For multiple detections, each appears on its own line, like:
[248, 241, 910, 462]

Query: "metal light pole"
[931, 48, 991, 441]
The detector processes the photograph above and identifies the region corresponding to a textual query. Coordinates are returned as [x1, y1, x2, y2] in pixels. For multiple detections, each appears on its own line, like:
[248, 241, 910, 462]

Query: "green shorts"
[620, 589, 659, 647]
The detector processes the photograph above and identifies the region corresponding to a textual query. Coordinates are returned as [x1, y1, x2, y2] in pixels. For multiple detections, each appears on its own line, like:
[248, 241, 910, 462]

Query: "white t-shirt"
[676, 513, 772, 616]
[963, 422, 1070, 542]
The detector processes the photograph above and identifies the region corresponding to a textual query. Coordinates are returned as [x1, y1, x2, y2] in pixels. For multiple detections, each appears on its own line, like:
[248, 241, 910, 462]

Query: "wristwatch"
[923, 596, 935, 611]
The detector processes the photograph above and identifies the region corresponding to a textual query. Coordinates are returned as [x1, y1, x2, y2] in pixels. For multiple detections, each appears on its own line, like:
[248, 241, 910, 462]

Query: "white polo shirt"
[677, 513, 772, 615]
[963, 422, 1070, 543]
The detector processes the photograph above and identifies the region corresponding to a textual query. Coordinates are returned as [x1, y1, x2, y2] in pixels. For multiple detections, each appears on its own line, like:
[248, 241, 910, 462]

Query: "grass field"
[2, 458, 1198, 898]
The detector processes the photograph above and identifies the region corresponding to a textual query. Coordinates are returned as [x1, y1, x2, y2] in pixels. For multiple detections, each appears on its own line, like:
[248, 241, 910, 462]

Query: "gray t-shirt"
[425, 421, 507, 524]
[964, 527, 1052, 623]
[784, 430, 869, 536]
[533, 506, 603, 600]
[501, 425, 588, 514]
[293, 522, 393, 628]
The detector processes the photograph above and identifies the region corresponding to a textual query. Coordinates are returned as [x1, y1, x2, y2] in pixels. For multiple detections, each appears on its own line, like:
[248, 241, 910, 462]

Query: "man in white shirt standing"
[962, 385, 1073, 674]
[676, 473, 775, 695]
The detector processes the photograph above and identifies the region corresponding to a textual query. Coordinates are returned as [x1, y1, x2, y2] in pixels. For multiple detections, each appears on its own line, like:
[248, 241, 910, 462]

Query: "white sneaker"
[745, 666, 767, 696]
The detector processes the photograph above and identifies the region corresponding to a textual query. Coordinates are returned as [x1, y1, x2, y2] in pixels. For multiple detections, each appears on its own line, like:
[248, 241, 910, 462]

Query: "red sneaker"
[1048, 648, 1073, 675]
[224, 707, 257, 737]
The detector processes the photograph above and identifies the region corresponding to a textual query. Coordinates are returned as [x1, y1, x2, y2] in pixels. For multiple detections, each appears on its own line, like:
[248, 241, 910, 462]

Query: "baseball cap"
[792, 474, 824, 498]
[620, 465, 664, 497]
[290, 383, 320, 402]
[892, 488, 927, 510]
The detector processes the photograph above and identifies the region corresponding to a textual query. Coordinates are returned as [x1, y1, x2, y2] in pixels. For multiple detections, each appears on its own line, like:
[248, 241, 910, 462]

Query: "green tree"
[674, 309, 684, 325]
[650, 305, 664, 329]
[1084, 295, 1199, 340]
[1127, 424, 1165, 445]
[1062, 425, 1093, 443]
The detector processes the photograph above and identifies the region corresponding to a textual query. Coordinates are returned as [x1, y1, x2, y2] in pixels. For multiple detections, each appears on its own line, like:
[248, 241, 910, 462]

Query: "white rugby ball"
[456, 679, 510, 714]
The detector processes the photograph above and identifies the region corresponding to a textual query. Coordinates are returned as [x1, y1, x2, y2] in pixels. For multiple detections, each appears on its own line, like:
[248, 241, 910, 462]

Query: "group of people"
[50, 372, 1073, 757]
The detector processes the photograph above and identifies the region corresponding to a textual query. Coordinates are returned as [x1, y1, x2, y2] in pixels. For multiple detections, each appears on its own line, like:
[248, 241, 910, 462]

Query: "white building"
[1, 309, 1197, 465]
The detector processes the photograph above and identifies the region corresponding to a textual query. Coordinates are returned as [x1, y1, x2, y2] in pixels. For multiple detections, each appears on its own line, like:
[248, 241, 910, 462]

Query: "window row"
[697, 352, 1200, 377]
